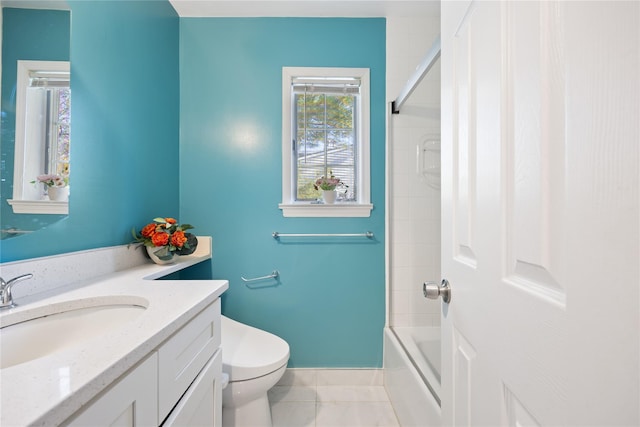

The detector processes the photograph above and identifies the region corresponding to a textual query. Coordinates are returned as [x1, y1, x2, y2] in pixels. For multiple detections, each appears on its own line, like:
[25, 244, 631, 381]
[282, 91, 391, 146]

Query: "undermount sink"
[0, 297, 148, 369]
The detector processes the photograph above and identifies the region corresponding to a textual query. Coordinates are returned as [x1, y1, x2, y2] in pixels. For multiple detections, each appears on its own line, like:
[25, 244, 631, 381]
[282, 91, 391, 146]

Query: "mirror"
[0, 1, 71, 240]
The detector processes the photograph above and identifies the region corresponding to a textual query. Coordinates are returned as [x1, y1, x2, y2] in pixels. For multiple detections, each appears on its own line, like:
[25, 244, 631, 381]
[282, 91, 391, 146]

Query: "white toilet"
[221, 315, 290, 427]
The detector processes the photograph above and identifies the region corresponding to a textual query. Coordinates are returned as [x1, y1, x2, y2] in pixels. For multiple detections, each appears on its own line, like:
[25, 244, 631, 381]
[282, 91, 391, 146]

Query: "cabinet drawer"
[158, 299, 221, 421]
[162, 349, 222, 427]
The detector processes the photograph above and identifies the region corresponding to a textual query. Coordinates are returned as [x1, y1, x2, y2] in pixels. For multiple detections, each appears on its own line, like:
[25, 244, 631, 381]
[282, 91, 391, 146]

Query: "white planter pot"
[322, 190, 337, 204]
[146, 245, 176, 265]
[48, 186, 69, 202]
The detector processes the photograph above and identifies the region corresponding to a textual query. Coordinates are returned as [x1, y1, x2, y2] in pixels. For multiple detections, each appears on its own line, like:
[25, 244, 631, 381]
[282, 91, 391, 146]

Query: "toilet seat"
[221, 315, 290, 382]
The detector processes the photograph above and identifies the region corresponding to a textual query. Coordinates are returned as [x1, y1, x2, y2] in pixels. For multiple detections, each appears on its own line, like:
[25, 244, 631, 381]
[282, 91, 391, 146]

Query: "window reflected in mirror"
[7, 60, 70, 214]
[1, 4, 71, 240]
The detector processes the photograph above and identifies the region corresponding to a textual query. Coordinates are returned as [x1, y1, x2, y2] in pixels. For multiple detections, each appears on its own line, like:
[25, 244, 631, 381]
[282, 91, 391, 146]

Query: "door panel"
[452, 4, 478, 268]
[506, 0, 566, 305]
[453, 328, 476, 427]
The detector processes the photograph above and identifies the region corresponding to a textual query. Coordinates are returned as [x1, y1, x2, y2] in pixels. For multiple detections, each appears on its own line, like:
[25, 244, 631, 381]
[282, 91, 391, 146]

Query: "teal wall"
[2, 6, 388, 368]
[0, 1, 179, 262]
[179, 18, 386, 367]
[0, 8, 70, 239]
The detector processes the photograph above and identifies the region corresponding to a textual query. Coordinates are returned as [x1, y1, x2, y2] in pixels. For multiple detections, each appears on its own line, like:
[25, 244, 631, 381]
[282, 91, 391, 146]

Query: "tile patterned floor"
[269, 369, 399, 427]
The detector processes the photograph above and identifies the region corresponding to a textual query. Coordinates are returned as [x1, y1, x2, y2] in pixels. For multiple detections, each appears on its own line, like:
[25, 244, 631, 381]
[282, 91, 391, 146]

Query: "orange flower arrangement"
[132, 217, 197, 261]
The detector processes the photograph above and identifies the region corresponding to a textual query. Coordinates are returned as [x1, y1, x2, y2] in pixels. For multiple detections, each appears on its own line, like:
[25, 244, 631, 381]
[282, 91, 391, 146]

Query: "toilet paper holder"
[240, 270, 280, 283]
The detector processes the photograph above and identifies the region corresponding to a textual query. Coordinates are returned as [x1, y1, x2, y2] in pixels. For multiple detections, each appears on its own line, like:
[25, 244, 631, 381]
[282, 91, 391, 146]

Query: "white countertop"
[0, 247, 228, 427]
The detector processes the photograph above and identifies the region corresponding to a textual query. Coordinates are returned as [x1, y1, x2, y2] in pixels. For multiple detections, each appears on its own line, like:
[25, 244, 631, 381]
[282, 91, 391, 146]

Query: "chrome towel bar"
[272, 231, 374, 239]
[1, 228, 34, 235]
[241, 270, 280, 283]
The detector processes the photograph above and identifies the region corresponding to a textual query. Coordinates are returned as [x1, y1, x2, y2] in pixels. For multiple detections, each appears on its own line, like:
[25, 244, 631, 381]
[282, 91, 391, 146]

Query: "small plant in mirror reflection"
[31, 174, 68, 187]
[131, 217, 198, 260]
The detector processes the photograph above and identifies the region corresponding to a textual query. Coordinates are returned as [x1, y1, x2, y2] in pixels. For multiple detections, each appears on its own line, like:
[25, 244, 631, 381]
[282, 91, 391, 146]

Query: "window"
[280, 67, 372, 217]
[8, 60, 70, 214]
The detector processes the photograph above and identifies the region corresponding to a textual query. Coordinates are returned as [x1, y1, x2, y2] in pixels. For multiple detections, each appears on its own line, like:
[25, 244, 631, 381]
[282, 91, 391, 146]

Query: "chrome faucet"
[0, 274, 33, 309]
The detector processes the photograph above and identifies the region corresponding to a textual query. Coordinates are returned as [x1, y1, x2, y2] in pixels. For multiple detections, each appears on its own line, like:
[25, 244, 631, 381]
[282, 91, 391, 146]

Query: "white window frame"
[7, 60, 70, 214]
[279, 67, 373, 217]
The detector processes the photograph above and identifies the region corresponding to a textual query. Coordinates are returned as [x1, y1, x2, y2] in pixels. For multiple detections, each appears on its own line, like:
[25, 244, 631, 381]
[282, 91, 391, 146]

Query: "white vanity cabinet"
[66, 299, 222, 427]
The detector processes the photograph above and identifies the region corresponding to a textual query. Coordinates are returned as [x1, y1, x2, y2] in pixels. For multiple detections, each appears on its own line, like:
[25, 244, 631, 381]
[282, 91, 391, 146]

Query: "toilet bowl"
[221, 315, 290, 427]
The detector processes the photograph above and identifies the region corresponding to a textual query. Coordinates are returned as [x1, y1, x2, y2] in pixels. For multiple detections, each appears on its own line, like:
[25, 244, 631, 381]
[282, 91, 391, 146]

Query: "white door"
[440, 1, 639, 425]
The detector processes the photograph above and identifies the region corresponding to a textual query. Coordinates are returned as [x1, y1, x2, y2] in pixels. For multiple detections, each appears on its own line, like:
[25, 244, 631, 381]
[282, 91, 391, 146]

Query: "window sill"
[7, 199, 68, 214]
[279, 203, 373, 217]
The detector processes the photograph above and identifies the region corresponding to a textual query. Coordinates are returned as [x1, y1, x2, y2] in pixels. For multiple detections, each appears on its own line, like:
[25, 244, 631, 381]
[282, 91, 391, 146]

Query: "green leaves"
[174, 234, 198, 256]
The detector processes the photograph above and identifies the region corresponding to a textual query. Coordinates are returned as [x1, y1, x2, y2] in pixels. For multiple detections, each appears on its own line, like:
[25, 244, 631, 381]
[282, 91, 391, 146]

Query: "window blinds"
[29, 70, 70, 88]
[292, 76, 361, 95]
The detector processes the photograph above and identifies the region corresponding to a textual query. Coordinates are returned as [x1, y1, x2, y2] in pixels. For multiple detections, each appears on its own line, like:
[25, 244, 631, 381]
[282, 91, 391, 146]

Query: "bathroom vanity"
[0, 237, 228, 426]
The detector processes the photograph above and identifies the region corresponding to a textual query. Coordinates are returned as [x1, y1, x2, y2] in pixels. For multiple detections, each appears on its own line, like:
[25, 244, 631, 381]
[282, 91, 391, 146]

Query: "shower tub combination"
[384, 31, 443, 426]
[384, 327, 441, 426]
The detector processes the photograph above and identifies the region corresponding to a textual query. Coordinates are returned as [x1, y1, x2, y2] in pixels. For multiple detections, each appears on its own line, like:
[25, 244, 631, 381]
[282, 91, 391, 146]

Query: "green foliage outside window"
[295, 93, 356, 201]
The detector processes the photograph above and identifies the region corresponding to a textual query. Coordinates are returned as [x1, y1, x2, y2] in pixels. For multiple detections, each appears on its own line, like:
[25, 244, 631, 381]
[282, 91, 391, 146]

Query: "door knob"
[423, 279, 451, 303]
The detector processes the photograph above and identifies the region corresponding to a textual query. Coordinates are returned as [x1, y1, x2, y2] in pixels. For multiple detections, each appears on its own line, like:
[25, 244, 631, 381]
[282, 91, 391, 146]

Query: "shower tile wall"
[387, 15, 442, 328]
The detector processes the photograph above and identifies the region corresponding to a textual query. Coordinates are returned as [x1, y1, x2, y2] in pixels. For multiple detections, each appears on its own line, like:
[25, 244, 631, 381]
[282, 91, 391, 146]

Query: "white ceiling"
[169, 0, 440, 18]
[1, 0, 439, 18]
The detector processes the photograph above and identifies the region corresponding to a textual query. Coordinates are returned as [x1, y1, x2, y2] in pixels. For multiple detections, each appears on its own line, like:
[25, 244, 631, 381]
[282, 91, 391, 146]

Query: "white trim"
[277, 368, 384, 386]
[281, 67, 372, 218]
[7, 199, 68, 214]
[384, 102, 392, 327]
[11, 60, 70, 215]
[278, 203, 373, 218]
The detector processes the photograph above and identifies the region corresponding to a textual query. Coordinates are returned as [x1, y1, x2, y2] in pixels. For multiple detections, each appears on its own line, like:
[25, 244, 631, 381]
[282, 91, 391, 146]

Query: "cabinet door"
[162, 349, 222, 427]
[67, 353, 158, 427]
[158, 300, 221, 421]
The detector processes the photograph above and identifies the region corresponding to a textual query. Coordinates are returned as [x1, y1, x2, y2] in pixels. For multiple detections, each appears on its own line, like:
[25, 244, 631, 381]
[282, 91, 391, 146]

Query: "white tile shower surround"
[269, 369, 399, 427]
[387, 13, 442, 330]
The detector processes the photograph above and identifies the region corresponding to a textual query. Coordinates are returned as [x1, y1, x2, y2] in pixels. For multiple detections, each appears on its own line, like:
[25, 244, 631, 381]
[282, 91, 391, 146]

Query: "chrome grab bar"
[272, 231, 374, 239]
[241, 270, 280, 283]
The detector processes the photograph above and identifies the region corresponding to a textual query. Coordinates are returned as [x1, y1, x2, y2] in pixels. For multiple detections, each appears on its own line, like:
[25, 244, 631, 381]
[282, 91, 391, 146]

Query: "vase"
[322, 190, 337, 204]
[48, 186, 69, 202]
[146, 245, 176, 265]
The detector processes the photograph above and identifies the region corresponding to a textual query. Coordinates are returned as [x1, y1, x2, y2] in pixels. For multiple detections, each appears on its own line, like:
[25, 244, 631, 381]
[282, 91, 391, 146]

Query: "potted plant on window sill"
[32, 174, 69, 202]
[314, 173, 348, 204]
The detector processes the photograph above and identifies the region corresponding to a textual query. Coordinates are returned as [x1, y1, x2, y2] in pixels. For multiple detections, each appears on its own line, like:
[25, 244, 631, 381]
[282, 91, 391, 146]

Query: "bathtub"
[384, 327, 441, 426]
